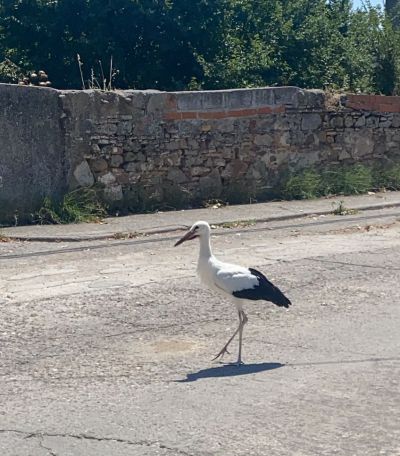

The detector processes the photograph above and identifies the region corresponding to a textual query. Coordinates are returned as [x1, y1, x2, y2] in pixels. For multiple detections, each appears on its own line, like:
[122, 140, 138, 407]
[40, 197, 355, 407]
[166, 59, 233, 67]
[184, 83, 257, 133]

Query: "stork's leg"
[212, 311, 242, 361]
[236, 310, 248, 365]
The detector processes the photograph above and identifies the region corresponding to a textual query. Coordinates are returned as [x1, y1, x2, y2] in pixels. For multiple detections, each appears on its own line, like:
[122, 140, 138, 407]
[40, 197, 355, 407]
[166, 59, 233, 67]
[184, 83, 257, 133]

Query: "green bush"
[373, 164, 400, 190]
[282, 169, 321, 200]
[33, 188, 107, 224]
[281, 163, 398, 201]
[336, 164, 374, 195]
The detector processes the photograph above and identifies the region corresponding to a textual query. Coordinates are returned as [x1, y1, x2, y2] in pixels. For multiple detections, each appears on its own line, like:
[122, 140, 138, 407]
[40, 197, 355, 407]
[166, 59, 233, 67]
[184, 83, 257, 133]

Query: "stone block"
[98, 172, 116, 186]
[302, 113, 322, 130]
[344, 116, 354, 128]
[112, 169, 130, 184]
[354, 116, 366, 127]
[110, 155, 124, 167]
[391, 114, 400, 128]
[73, 160, 94, 187]
[164, 152, 182, 167]
[98, 122, 117, 135]
[128, 172, 140, 183]
[103, 184, 123, 202]
[124, 152, 136, 162]
[145, 92, 170, 113]
[339, 149, 351, 160]
[176, 92, 205, 111]
[191, 166, 211, 177]
[251, 88, 275, 107]
[198, 168, 222, 198]
[123, 139, 137, 152]
[220, 160, 248, 178]
[166, 140, 184, 151]
[91, 143, 101, 154]
[202, 91, 224, 109]
[223, 89, 253, 109]
[201, 124, 212, 132]
[273, 87, 300, 108]
[90, 158, 108, 173]
[345, 132, 374, 158]
[111, 146, 123, 155]
[117, 121, 133, 135]
[275, 131, 290, 147]
[366, 116, 379, 128]
[254, 134, 273, 146]
[247, 160, 267, 180]
[167, 168, 189, 184]
[330, 116, 344, 128]
[213, 158, 226, 167]
[379, 118, 392, 128]
[298, 89, 325, 109]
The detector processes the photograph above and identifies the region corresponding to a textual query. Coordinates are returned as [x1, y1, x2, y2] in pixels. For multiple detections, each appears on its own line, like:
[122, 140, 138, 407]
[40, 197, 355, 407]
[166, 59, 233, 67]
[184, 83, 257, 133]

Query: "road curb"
[3, 200, 400, 243]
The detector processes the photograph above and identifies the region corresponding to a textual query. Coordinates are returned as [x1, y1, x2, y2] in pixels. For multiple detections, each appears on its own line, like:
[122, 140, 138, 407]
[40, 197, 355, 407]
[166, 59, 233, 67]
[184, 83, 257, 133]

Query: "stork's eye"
[194, 225, 199, 230]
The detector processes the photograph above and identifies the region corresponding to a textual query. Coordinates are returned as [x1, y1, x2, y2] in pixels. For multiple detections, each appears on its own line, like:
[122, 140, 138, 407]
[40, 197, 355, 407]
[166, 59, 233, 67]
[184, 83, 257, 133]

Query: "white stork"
[174, 221, 291, 365]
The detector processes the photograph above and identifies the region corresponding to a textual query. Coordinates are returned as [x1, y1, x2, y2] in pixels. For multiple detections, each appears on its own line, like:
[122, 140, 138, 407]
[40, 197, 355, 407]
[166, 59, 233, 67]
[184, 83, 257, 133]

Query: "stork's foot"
[225, 359, 245, 367]
[212, 346, 230, 361]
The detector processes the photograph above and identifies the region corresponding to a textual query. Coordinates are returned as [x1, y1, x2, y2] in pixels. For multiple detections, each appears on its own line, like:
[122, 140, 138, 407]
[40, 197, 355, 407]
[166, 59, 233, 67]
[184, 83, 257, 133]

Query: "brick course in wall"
[345, 94, 400, 113]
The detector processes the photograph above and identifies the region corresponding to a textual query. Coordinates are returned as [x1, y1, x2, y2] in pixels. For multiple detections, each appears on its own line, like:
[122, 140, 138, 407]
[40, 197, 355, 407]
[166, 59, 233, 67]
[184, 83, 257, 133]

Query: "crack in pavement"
[306, 256, 400, 271]
[0, 429, 195, 456]
[38, 436, 58, 456]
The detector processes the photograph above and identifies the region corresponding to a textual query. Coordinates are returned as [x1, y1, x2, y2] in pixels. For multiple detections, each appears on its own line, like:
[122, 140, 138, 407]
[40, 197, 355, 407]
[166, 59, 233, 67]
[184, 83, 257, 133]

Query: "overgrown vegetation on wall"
[1, 0, 400, 94]
[32, 188, 107, 225]
[281, 163, 400, 200]
[26, 163, 400, 225]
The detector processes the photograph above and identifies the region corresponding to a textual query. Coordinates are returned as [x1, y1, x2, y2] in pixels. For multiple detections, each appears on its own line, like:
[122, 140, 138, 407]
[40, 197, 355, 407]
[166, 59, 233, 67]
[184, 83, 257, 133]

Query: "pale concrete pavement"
[0, 201, 400, 455]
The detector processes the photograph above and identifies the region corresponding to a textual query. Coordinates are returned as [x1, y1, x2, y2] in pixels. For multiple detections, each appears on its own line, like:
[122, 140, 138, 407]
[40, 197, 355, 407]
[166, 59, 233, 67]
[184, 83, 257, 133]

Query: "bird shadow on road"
[176, 362, 284, 383]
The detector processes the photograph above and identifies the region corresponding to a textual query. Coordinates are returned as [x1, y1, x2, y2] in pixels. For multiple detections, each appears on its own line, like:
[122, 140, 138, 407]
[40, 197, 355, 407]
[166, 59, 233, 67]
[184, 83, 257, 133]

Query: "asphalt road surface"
[1, 209, 400, 455]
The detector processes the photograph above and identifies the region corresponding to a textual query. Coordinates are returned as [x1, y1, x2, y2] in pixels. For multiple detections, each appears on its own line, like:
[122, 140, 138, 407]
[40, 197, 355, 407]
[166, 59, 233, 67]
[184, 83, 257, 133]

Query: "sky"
[352, 0, 383, 8]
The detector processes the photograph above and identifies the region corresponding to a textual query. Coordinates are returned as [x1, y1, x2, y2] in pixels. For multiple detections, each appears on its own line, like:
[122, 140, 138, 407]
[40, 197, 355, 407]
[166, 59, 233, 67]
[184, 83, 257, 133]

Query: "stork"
[174, 221, 291, 365]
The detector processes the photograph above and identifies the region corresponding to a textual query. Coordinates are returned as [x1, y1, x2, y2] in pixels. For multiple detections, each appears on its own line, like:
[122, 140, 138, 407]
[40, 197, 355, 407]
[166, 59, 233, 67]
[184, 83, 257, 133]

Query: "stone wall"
[1, 84, 400, 223]
[0, 84, 66, 223]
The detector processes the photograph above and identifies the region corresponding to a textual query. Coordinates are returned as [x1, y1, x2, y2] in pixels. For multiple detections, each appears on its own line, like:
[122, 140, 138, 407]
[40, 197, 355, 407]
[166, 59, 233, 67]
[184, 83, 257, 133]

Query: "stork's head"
[174, 221, 210, 246]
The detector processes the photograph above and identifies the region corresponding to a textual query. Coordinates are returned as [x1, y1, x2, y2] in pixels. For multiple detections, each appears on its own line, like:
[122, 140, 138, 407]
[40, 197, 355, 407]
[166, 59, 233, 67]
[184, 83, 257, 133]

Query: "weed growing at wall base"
[32, 188, 107, 224]
[281, 163, 400, 201]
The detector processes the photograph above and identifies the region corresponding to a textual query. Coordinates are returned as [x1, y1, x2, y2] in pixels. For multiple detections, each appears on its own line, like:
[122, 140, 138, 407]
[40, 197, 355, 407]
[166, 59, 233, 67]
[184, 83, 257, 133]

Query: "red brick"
[346, 102, 364, 110]
[256, 107, 271, 114]
[181, 111, 198, 119]
[348, 94, 370, 104]
[378, 103, 400, 113]
[165, 104, 286, 121]
[229, 108, 258, 117]
[257, 105, 285, 114]
[198, 111, 227, 119]
[163, 111, 182, 120]
[347, 94, 400, 112]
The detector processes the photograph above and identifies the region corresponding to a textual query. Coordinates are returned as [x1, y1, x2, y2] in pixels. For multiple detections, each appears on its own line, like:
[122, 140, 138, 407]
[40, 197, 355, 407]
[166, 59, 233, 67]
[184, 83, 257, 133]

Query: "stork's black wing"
[232, 268, 291, 308]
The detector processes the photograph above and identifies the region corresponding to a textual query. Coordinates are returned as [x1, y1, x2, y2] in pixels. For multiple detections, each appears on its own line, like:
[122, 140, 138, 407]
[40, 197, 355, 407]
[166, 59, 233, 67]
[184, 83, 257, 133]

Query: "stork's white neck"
[198, 233, 212, 259]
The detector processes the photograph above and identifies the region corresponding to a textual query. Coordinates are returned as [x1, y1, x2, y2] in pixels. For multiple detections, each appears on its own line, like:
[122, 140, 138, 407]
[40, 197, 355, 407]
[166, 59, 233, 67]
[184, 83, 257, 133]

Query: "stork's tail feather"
[248, 268, 292, 308]
[274, 292, 291, 308]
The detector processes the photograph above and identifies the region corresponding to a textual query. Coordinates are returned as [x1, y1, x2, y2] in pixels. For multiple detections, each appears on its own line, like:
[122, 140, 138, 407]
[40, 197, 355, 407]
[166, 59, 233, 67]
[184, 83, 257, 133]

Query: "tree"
[386, 0, 400, 28]
[0, 0, 398, 93]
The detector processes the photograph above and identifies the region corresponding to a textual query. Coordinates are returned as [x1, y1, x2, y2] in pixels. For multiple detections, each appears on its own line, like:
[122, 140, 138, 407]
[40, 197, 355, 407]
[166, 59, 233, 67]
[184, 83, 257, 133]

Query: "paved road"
[1, 209, 400, 455]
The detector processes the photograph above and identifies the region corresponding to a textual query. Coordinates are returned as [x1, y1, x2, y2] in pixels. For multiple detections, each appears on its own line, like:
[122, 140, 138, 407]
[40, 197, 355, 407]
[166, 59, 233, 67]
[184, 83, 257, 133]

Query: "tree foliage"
[0, 0, 399, 94]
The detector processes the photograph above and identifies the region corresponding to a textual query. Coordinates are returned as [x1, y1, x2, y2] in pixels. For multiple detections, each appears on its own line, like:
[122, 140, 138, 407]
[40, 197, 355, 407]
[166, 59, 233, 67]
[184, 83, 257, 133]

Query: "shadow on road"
[177, 362, 284, 382]
[176, 356, 400, 382]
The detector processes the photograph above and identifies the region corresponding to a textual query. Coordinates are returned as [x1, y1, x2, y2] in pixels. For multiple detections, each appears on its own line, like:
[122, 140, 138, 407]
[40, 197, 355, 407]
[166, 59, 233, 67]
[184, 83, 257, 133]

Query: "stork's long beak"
[174, 229, 197, 247]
